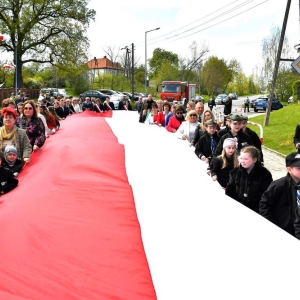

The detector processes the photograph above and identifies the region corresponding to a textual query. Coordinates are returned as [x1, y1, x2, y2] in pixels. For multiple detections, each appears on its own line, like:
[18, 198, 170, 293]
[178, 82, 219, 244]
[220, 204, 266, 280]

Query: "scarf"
[0, 125, 18, 140]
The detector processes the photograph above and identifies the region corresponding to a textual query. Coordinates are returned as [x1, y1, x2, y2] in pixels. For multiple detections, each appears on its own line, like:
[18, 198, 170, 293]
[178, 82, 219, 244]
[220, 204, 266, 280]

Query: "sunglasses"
[190, 114, 197, 117]
[176, 111, 183, 115]
[24, 107, 33, 110]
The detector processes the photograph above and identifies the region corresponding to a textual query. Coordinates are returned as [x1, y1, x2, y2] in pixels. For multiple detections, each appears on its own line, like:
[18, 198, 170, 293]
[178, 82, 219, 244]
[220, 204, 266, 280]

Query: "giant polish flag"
[0, 110, 300, 300]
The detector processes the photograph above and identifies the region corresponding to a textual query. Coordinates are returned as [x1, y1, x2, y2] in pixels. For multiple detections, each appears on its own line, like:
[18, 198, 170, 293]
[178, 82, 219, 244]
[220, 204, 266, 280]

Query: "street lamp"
[145, 27, 160, 94]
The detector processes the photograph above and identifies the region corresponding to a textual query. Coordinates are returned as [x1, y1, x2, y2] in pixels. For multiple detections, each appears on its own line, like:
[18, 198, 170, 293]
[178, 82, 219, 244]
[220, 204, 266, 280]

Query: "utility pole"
[131, 43, 134, 103]
[264, 0, 291, 126]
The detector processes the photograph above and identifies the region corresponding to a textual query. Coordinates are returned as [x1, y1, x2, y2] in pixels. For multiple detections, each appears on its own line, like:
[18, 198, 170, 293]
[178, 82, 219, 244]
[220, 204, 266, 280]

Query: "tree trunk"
[14, 47, 23, 93]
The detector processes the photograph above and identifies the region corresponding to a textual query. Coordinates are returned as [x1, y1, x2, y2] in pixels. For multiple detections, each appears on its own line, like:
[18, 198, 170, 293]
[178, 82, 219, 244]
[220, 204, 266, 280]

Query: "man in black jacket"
[82, 97, 94, 111]
[260, 152, 300, 239]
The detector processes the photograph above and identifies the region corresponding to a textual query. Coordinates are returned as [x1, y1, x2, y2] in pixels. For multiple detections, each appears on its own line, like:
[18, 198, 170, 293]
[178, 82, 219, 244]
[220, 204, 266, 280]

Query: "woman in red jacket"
[156, 101, 171, 127]
[166, 105, 185, 133]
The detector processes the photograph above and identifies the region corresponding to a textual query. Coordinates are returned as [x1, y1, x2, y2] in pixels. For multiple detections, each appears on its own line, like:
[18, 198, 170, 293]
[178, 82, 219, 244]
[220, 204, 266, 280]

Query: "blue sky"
[87, 0, 300, 77]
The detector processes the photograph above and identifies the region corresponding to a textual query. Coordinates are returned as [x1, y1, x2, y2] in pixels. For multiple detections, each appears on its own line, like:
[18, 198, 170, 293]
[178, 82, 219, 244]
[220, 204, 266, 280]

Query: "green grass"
[247, 104, 299, 155]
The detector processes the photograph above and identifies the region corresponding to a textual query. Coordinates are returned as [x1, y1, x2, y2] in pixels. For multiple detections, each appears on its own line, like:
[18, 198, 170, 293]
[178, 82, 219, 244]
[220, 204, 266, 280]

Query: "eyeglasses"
[190, 114, 197, 117]
[24, 107, 33, 110]
[176, 111, 183, 115]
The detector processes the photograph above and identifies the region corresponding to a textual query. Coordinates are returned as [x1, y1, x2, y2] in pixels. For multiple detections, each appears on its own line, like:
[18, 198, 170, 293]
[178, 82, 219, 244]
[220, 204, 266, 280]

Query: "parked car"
[215, 94, 227, 105]
[193, 95, 204, 104]
[228, 93, 238, 100]
[110, 93, 131, 110]
[122, 92, 138, 100]
[288, 96, 293, 104]
[40, 88, 59, 98]
[250, 98, 257, 108]
[58, 88, 67, 98]
[80, 90, 107, 101]
[253, 97, 283, 112]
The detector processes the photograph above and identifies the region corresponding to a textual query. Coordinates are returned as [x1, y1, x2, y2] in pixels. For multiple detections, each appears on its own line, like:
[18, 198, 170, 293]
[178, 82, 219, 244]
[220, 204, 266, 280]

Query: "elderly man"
[82, 96, 94, 111]
[195, 102, 204, 122]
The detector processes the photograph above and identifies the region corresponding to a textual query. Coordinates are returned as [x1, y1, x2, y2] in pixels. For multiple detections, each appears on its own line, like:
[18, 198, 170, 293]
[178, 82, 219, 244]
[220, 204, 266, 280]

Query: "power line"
[149, 0, 268, 45]
[147, 0, 253, 43]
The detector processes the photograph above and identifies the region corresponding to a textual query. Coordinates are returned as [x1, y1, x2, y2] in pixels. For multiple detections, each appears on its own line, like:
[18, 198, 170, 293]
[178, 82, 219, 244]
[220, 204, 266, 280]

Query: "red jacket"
[166, 116, 184, 132]
[156, 111, 165, 127]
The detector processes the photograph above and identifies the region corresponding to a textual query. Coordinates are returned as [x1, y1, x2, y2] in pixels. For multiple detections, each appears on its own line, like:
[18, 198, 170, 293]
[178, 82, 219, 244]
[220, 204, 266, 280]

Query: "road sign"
[291, 56, 300, 74]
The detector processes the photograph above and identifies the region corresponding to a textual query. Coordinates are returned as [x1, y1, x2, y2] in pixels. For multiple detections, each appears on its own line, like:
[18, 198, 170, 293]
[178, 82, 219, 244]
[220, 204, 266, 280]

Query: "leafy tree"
[201, 56, 230, 96]
[0, 0, 96, 89]
[148, 48, 178, 79]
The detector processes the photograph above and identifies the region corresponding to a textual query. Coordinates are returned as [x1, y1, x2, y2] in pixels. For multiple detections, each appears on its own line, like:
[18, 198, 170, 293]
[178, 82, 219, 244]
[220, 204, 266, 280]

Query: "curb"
[262, 145, 286, 158]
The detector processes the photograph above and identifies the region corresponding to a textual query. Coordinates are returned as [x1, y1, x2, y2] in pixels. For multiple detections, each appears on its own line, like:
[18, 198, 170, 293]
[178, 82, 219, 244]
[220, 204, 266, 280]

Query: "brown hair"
[2, 98, 16, 108]
[240, 145, 260, 161]
[23, 100, 38, 118]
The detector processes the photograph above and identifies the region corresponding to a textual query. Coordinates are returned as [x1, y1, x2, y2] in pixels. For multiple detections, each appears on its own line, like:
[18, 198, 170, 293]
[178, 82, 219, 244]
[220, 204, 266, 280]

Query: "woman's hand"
[33, 145, 39, 151]
[24, 158, 30, 164]
[201, 156, 206, 161]
[212, 175, 217, 181]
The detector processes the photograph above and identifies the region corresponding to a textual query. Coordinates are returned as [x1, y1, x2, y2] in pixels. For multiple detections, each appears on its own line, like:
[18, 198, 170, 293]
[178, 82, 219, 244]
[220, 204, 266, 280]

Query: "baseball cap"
[286, 152, 300, 167]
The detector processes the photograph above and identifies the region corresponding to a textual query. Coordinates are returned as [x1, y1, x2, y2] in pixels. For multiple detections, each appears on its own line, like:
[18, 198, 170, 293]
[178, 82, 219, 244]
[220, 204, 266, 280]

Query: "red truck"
[156, 81, 196, 109]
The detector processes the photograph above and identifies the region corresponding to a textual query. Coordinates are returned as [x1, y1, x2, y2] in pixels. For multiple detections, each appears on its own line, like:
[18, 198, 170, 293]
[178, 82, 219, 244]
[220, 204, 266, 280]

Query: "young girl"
[210, 137, 239, 189]
[225, 145, 273, 213]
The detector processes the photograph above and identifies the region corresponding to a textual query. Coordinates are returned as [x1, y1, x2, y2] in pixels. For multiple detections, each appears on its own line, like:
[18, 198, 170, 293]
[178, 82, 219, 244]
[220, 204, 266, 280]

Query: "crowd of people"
[2, 90, 300, 240]
[136, 94, 300, 241]
[0, 90, 112, 197]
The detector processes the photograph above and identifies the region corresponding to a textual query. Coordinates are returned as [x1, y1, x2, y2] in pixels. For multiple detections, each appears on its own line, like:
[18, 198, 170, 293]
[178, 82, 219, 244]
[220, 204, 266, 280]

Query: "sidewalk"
[262, 146, 286, 181]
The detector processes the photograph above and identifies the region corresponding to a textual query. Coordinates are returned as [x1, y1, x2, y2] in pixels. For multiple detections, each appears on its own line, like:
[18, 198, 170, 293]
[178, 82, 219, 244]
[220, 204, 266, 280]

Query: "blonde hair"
[187, 101, 195, 110]
[201, 109, 215, 130]
[185, 109, 198, 121]
[220, 148, 238, 169]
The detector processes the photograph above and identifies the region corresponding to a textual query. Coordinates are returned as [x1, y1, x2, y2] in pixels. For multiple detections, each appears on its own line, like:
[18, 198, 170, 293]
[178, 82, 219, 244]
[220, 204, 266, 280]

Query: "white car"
[110, 94, 123, 109]
[58, 88, 67, 98]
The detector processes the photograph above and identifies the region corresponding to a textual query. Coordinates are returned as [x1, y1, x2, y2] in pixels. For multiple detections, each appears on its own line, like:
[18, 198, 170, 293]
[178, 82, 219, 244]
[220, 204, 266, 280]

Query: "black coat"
[103, 101, 115, 111]
[2, 159, 23, 176]
[192, 124, 205, 146]
[0, 166, 18, 194]
[226, 161, 273, 213]
[222, 97, 232, 115]
[260, 174, 297, 236]
[214, 129, 253, 157]
[195, 131, 220, 162]
[244, 127, 264, 162]
[293, 124, 300, 151]
[82, 101, 94, 111]
[211, 155, 235, 188]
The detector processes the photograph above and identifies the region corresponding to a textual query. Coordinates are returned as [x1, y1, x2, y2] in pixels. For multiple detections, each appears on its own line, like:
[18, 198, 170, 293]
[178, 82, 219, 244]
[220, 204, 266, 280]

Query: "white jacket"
[176, 121, 200, 143]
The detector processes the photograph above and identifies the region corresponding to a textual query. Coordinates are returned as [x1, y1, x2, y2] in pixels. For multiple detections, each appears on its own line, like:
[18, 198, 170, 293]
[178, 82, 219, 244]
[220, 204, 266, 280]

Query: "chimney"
[103, 56, 107, 59]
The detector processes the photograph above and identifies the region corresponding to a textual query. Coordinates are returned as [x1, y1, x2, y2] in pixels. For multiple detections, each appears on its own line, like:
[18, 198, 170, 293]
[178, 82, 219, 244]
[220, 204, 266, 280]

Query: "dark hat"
[286, 152, 300, 167]
[241, 115, 248, 121]
[229, 114, 243, 121]
[205, 119, 218, 127]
